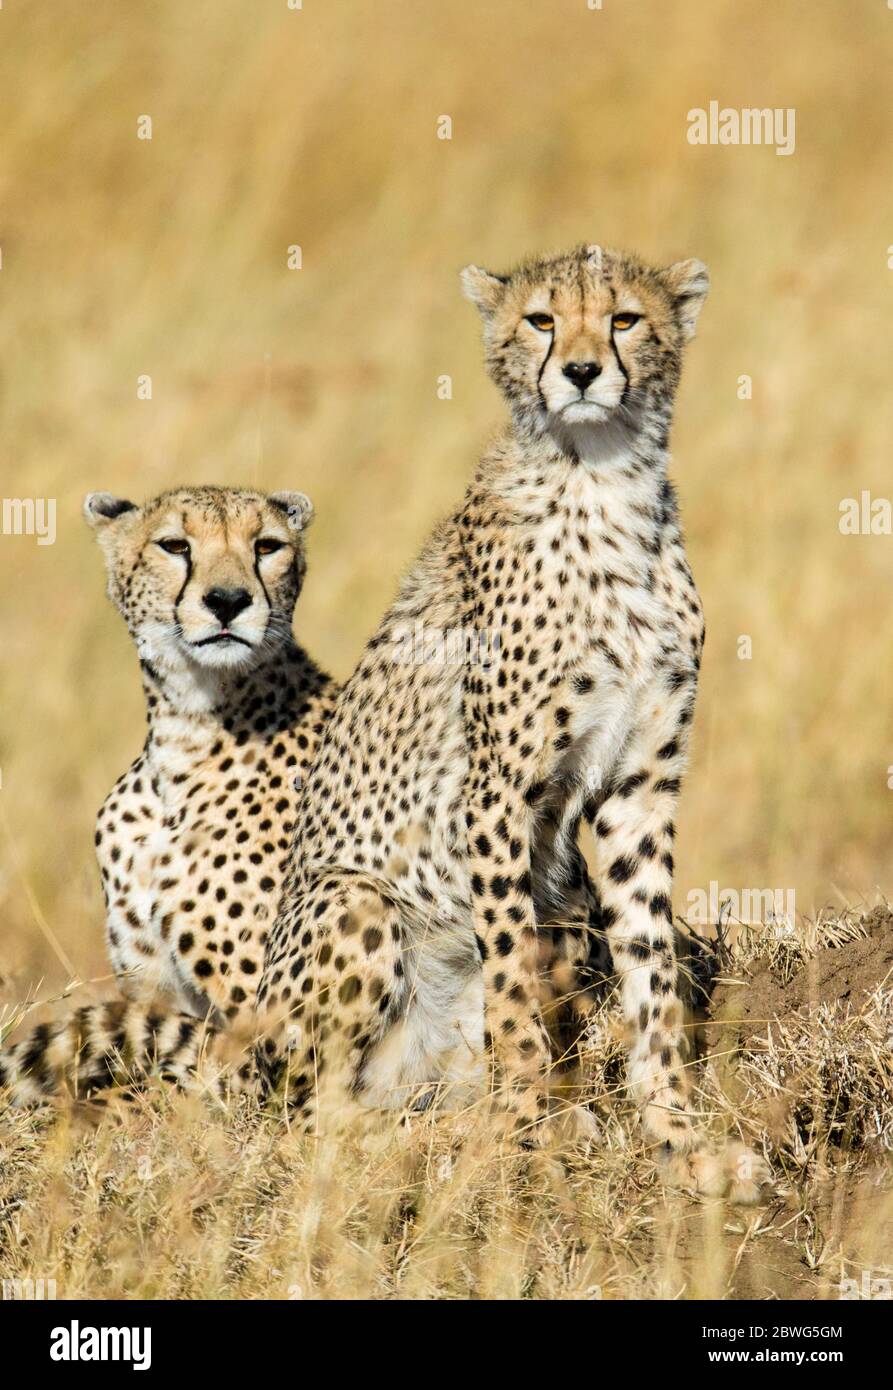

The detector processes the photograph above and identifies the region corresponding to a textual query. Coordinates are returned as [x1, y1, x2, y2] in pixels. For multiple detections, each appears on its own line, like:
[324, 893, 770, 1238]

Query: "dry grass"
[2, 912, 892, 1301]
[1, 1, 892, 1300]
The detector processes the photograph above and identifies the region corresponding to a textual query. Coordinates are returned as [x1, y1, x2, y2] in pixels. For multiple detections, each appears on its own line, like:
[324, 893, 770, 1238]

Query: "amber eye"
[525, 312, 555, 332]
[255, 538, 285, 557]
[612, 312, 641, 331]
[157, 538, 189, 556]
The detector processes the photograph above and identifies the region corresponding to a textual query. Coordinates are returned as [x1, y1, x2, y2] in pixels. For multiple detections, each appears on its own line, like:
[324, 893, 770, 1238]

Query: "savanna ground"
[1, 1, 891, 1300]
[2, 908, 892, 1299]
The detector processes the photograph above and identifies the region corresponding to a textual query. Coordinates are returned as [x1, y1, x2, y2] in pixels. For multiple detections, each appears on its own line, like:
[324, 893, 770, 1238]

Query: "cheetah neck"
[507, 386, 672, 471]
[546, 413, 649, 471]
[485, 410, 672, 524]
[139, 639, 314, 762]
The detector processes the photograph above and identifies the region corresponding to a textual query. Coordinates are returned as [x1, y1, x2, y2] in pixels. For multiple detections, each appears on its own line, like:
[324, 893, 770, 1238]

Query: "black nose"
[562, 361, 601, 390]
[202, 587, 252, 627]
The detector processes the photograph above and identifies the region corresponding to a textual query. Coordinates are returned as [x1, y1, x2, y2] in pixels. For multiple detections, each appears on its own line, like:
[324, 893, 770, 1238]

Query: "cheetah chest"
[534, 493, 683, 796]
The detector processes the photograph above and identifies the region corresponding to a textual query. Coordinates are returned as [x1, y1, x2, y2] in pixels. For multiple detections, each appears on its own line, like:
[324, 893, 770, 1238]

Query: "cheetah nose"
[203, 587, 252, 626]
[562, 361, 601, 390]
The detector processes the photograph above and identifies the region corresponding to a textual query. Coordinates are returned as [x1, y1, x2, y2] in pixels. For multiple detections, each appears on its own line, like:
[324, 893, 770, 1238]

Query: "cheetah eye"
[525, 313, 555, 333]
[256, 538, 285, 557]
[612, 312, 641, 331]
[157, 538, 190, 556]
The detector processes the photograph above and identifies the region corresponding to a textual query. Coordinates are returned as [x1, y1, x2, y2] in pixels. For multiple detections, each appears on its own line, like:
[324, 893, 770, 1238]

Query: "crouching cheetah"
[256, 244, 767, 1198]
[0, 485, 336, 1102]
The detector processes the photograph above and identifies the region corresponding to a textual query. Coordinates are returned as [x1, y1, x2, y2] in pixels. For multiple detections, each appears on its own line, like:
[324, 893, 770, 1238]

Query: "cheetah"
[255, 244, 767, 1197]
[0, 485, 336, 1102]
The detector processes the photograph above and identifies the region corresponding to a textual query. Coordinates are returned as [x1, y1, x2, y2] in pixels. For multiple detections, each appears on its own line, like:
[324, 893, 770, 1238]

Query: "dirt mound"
[670, 909, 893, 1299]
[699, 905, 893, 1175]
[706, 906, 893, 1053]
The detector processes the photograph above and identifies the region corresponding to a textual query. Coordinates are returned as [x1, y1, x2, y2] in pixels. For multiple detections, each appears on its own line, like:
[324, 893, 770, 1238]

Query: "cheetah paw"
[724, 1140, 773, 1204]
[661, 1140, 772, 1204]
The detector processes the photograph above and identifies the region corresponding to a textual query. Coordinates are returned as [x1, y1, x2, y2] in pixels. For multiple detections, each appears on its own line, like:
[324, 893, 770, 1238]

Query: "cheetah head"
[83, 485, 314, 673]
[461, 243, 709, 451]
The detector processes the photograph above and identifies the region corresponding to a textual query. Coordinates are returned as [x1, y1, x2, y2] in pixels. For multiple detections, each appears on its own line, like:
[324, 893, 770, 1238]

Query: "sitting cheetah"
[256, 244, 765, 1196]
[0, 485, 335, 1102]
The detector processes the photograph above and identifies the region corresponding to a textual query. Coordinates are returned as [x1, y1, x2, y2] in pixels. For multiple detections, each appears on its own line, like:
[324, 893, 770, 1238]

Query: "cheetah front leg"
[584, 678, 767, 1200]
[464, 771, 554, 1137]
[584, 673, 700, 1149]
[584, 675, 769, 1199]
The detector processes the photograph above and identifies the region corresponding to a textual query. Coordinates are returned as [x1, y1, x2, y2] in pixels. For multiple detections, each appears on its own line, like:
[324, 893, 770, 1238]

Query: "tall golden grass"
[2, 912, 892, 1300]
[1, 2, 892, 1302]
[2, 1, 892, 989]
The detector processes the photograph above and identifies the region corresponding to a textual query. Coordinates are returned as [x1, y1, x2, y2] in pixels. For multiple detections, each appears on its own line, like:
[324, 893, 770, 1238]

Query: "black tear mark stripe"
[606, 276, 631, 403]
[535, 321, 555, 415]
[253, 550, 272, 610]
[173, 515, 193, 624]
[611, 331, 630, 407]
[174, 558, 192, 615]
[604, 274, 633, 405]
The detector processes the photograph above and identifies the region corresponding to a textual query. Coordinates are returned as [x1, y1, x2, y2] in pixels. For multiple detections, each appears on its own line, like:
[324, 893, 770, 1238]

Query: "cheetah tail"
[0, 998, 251, 1107]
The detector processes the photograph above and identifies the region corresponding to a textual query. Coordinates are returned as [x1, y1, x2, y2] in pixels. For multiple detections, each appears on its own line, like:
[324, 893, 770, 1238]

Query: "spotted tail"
[0, 999, 253, 1106]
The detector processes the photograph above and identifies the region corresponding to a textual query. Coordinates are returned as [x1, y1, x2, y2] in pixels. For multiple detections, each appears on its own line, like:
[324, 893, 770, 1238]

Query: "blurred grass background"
[1, 0, 891, 994]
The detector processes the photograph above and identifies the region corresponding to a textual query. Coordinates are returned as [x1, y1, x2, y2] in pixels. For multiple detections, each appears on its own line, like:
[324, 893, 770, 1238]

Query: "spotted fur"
[0, 486, 336, 1102]
[1, 257, 769, 1201]
[252, 244, 767, 1197]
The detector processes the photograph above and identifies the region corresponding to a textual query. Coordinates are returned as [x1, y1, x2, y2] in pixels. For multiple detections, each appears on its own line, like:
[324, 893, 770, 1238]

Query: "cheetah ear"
[460, 265, 508, 316]
[83, 492, 138, 529]
[662, 258, 710, 341]
[269, 491, 314, 532]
